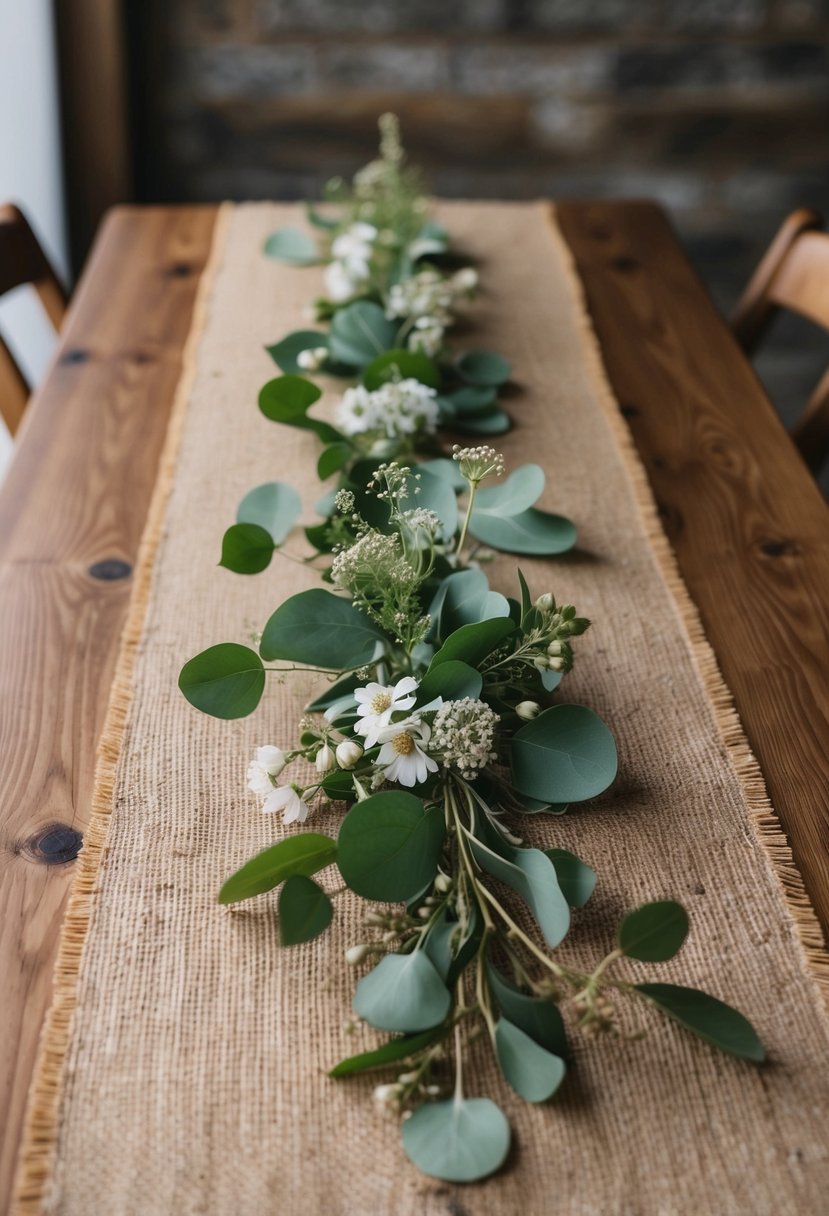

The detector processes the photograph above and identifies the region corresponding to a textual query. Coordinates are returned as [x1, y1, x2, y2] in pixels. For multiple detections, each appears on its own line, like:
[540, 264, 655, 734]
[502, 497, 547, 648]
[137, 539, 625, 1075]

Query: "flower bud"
[548, 656, 565, 672]
[515, 700, 541, 721]
[547, 641, 563, 657]
[535, 592, 554, 611]
[336, 739, 363, 769]
[315, 743, 335, 773]
[434, 871, 452, 894]
[345, 944, 370, 965]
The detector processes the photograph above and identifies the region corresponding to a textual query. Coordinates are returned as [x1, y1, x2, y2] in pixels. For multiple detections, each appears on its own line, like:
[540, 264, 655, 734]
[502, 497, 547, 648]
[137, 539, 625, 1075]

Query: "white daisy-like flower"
[377, 717, 439, 788]
[262, 785, 310, 825]
[354, 676, 419, 747]
[246, 745, 286, 797]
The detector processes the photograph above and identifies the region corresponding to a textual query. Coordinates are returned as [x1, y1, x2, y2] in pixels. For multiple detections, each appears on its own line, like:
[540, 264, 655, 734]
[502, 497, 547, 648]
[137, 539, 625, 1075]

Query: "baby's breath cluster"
[452, 444, 506, 484]
[431, 698, 499, 779]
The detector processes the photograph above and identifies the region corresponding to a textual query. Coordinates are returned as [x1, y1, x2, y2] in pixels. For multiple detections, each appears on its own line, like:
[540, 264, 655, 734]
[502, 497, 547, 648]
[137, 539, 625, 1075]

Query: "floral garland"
[179, 117, 763, 1185]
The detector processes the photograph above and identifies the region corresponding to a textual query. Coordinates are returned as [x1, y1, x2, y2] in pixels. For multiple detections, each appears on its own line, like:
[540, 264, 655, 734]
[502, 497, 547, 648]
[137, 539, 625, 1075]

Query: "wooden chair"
[733, 208, 829, 474]
[0, 203, 67, 436]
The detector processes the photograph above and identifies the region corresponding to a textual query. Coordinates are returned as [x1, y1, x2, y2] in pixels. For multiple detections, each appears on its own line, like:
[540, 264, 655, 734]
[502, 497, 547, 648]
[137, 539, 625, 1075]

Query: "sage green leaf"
[259, 375, 342, 444]
[218, 832, 337, 903]
[263, 226, 319, 265]
[494, 1018, 566, 1103]
[337, 792, 445, 901]
[635, 983, 765, 1062]
[278, 875, 333, 946]
[329, 1027, 445, 1077]
[317, 442, 352, 480]
[305, 203, 338, 231]
[429, 617, 515, 670]
[353, 951, 451, 1032]
[468, 506, 576, 555]
[423, 906, 480, 986]
[438, 569, 509, 636]
[409, 468, 458, 539]
[487, 964, 567, 1056]
[418, 660, 482, 705]
[418, 457, 466, 492]
[511, 704, 618, 804]
[401, 1097, 510, 1183]
[329, 300, 397, 367]
[179, 643, 265, 719]
[362, 348, 440, 390]
[447, 384, 497, 413]
[456, 350, 512, 387]
[473, 464, 545, 517]
[546, 848, 597, 908]
[619, 901, 689, 962]
[260, 588, 384, 668]
[468, 834, 570, 949]
[266, 329, 329, 374]
[219, 523, 275, 574]
[454, 408, 511, 437]
[237, 481, 302, 545]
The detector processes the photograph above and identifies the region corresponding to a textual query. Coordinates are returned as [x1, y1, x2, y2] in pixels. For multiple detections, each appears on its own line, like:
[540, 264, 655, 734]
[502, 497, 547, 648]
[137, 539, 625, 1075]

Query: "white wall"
[0, 0, 68, 476]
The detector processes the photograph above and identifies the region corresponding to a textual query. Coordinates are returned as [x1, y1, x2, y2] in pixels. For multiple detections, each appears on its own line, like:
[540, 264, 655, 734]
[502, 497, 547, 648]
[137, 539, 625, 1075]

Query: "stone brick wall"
[131, 0, 829, 429]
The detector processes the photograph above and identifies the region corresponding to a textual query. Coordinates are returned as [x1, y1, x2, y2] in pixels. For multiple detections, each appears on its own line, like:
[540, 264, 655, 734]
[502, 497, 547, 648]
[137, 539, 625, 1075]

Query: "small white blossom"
[325, 260, 366, 303]
[431, 698, 499, 779]
[331, 222, 377, 272]
[315, 743, 335, 773]
[536, 592, 554, 611]
[373, 1083, 403, 1114]
[346, 944, 371, 965]
[335, 378, 439, 440]
[261, 785, 310, 824]
[515, 700, 541, 721]
[354, 676, 418, 747]
[336, 739, 363, 769]
[377, 717, 439, 787]
[296, 345, 328, 371]
[246, 745, 286, 797]
[451, 266, 478, 294]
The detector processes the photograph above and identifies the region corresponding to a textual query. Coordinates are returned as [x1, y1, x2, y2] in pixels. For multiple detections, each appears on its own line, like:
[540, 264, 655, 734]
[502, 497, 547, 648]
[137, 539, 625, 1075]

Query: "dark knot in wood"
[88, 558, 132, 581]
[21, 822, 83, 865]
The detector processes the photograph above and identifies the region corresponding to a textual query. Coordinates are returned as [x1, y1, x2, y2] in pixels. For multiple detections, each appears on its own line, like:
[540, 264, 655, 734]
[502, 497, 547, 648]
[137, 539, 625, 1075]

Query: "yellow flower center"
[370, 692, 392, 714]
[392, 732, 415, 756]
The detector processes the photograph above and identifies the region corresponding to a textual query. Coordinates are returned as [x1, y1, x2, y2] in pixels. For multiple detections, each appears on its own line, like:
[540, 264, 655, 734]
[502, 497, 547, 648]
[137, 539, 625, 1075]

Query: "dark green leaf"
[635, 983, 765, 1062]
[219, 833, 337, 903]
[401, 1097, 510, 1183]
[278, 875, 333, 945]
[619, 901, 689, 962]
[329, 1028, 445, 1077]
[259, 375, 342, 444]
[317, 442, 352, 480]
[494, 1018, 566, 1103]
[236, 481, 302, 545]
[456, 350, 512, 387]
[263, 226, 319, 265]
[362, 348, 440, 390]
[179, 643, 265, 719]
[511, 704, 618, 804]
[219, 523, 275, 574]
[429, 617, 515, 670]
[418, 660, 482, 705]
[354, 951, 451, 1032]
[447, 385, 497, 414]
[266, 329, 329, 374]
[337, 792, 445, 901]
[487, 963, 568, 1055]
[260, 588, 384, 668]
[453, 408, 511, 436]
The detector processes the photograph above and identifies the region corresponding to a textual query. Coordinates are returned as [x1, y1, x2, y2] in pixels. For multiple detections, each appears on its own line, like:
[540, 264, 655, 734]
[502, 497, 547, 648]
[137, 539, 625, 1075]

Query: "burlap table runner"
[15, 203, 829, 1215]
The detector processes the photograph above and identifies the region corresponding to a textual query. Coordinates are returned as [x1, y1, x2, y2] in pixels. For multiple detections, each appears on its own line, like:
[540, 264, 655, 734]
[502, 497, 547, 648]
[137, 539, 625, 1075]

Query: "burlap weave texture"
[20, 204, 829, 1215]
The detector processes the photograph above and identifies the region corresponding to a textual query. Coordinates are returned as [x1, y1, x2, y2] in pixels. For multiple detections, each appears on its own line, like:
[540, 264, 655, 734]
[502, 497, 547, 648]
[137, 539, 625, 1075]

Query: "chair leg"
[791, 367, 829, 476]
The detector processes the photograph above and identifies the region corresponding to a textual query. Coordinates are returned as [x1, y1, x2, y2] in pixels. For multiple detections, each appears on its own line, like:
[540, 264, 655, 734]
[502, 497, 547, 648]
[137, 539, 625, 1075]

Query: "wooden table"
[2, 202, 828, 1210]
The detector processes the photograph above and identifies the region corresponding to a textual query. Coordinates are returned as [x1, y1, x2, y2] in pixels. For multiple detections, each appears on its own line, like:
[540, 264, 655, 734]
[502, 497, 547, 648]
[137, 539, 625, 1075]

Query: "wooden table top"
[2, 201, 828, 1209]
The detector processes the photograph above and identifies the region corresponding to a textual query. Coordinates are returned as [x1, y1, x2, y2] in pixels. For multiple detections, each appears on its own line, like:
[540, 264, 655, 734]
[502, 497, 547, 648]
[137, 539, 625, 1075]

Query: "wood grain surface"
[3, 200, 829, 1212]
[0, 205, 217, 1213]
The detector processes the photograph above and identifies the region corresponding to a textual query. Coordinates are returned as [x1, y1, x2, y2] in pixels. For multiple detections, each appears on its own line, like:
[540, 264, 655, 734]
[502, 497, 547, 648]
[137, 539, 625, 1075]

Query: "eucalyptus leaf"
[437, 569, 508, 636]
[401, 1097, 510, 1183]
[429, 617, 515, 670]
[317, 442, 352, 481]
[179, 643, 265, 719]
[619, 901, 689, 962]
[545, 848, 597, 908]
[266, 329, 329, 374]
[353, 951, 451, 1032]
[418, 457, 466, 492]
[219, 523, 275, 574]
[454, 408, 511, 437]
[635, 984, 765, 1062]
[259, 375, 342, 445]
[219, 833, 337, 903]
[362, 348, 440, 390]
[263, 226, 319, 265]
[337, 792, 445, 901]
[417, 660, 482, 705]
[469, 506, 576, 555]
[494, 1018, 566, 1103]
[447, 385, 498, 413]
[456, 350, 512, 387]
[468, 834, 570, 949]
[236, 481, 302, 545]
[329, 1027, 445, 1077]
[329, 300, 397, 367]
[260, 588, 384, 669]
[486, 963, 568, 1056]
[306, 203, 339, 231]
[474, 464, 545, 517]
[278, 875, 333, 946]
[511, 704, 618, 804]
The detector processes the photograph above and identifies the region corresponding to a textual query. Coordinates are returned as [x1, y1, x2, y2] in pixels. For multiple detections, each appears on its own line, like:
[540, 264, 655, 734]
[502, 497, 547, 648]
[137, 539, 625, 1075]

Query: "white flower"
[451, 266, 478, 294]
[373, 1083, 403, 1114]
[430, 698, 499, 779]
[315, 743, 335, 773]
[336, 739, 363, 769]
[262, 785, 310, 824]
[246, 745, 286, 797]
[325, 260, 364, 303]
[408, 318, 444, 357]
[515, 700, 541, 721]
[332, 221, 377, 272]
[346, 943, 371, 965]
[354, 676, 418, 747]
[335, 378, 439, 440]
[296, 345, 328, 371]
[377, 717, 439, 788]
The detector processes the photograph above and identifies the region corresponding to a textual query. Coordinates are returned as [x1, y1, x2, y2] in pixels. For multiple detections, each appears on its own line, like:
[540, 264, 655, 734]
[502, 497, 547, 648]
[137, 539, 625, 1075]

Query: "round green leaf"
[511, 704, 618, 804]
[337, 792, 445, 901]
[494, 1018, 566, 1103]
[219, 523, 275, 574]
[468, 506, 576, 555]
[278, 875, 333, 946]
[456, 350, 512, 387]
[259, 375, 342, 445]
[329, 301, 397, 367]
[353, 951, 450, 1032]
[487, 963, 568, 1056]
[635, 983, 765, 1062]
[219, 832, 337, 903]
[446, 385, 497, 414]
[401, 1097, 510, 1183]
[417, 660, 482, 705]
[317, 442, 352, 481]
[237, 481, 302, 544]
[179, 643, 265, 719]
[546, 848, 597, 908]
[453, 408, 511, 437]
[619, 900, 689, 962]
[266, 329, 329, 374]
[418, 457, 466, 491]
[263, 226, 319, 265]
[429, 617, 515, 670]
[473, 464, 545, 517]
[260, 588, 384, 668]
[362, 348, 440, 390]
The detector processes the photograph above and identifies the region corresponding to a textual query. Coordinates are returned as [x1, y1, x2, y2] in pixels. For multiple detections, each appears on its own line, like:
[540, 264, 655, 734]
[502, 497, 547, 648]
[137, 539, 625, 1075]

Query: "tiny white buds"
[336, 739, 363, 769]
[535, 592, 554, 611]
[434, 871, 452, 894]
[516, 700, 541, 721]
[453, 267, 478, 293]
[547, 641, 563, 657]
[345, 944, 370, 965]
[548, 656, 565, 671]
[315, 743, 335, 773]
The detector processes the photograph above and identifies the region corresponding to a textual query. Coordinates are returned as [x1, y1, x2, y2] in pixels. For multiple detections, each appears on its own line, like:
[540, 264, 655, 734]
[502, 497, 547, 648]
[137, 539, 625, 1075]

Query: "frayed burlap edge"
[546, 202, 829, 1004]
[11, 204, 233, 1215]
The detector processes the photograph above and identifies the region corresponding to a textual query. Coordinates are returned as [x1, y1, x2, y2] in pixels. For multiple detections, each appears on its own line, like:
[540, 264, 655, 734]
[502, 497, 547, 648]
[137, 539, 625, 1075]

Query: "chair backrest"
[732, 209, 829, 474]
[0, 203, 67, 435]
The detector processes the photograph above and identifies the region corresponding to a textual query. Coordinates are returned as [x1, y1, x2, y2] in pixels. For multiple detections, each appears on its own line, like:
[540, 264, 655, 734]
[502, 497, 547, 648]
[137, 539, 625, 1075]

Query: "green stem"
[455, 481, 479, 561]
